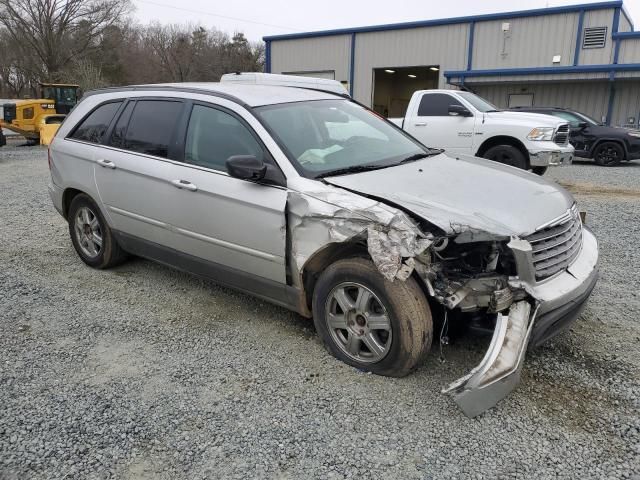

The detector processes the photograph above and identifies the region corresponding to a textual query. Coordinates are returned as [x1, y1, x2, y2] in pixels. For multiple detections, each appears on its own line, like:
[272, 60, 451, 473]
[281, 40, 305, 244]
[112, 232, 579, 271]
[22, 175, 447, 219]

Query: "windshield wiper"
[399, 149, 443, 163]
[315, 164, 391, 179]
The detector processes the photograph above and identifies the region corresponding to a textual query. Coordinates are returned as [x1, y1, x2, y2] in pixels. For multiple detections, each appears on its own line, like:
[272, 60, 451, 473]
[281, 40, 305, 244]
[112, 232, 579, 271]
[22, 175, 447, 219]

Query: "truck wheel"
[593, 142, 624, 166]
[483, 145, 527, 170]
[312, 257, 432, 377]
[0, 130, 5, 147]
[531, 166, 548, 175]
[68, 194, 127, 269]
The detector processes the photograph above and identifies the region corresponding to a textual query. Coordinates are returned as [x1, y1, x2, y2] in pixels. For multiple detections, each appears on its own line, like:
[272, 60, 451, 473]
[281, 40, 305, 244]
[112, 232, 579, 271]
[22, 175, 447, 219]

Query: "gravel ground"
[1, 142, 639, 479]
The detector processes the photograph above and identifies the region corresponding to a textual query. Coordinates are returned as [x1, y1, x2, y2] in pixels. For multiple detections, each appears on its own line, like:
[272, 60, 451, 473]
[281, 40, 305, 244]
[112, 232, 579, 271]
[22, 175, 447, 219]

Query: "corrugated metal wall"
[473, 82, 610, 121]
[619, 12, 633, 32]
[270, 35, 352, 84]
[619, 38, 640, 64]
[472, 13, 579, 69]
[611, 81, 640, 126]
[352, 24, 469, 104]
[580, 9, 615, 65]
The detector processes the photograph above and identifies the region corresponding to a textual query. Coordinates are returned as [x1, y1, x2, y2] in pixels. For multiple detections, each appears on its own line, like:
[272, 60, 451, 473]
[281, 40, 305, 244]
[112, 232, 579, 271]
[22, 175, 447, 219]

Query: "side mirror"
[226, 155, 267, 181]
[578, 122, 588, 129]
[448, 104, 472, 117]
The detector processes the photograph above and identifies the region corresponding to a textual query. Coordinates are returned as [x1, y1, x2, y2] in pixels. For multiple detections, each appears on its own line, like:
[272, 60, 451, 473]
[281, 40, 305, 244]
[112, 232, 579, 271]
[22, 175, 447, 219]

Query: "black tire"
[593, 142, 624, 166]
[531, 166, 548, 175]
[483, 145, 528, 170]
[312, 257, 432, 377]
[0, 130, 6, 147]
[68, 194, 127, 269]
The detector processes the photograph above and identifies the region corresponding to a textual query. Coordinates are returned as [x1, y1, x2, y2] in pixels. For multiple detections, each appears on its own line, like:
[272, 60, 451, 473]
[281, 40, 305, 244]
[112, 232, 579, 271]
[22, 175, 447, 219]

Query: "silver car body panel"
[49, 83, 600, 418]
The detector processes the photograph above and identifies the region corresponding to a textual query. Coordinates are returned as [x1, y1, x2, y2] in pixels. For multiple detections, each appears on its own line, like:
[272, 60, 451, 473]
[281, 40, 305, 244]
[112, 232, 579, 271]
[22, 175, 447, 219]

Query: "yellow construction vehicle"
[0, 83, 79, 146]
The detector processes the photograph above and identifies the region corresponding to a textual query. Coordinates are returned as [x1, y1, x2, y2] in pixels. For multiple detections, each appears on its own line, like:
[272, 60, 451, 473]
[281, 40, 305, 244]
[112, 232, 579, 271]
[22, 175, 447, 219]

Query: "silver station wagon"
[48, 74, 599, 417]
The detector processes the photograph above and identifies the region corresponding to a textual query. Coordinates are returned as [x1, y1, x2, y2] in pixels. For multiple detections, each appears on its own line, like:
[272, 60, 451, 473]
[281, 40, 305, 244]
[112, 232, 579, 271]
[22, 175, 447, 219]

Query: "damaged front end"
[286, 181, 580, 418]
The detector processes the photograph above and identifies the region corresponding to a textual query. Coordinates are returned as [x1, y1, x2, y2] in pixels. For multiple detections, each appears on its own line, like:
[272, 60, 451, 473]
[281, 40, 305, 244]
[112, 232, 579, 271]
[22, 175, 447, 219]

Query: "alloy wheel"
[74, 206, 103, 258]
[325, 282, 392, 363]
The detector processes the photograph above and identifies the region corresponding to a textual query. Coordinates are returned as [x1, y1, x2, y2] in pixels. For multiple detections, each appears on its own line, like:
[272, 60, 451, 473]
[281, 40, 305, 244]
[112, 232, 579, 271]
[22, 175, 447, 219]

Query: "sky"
[132, 0, 640, 41]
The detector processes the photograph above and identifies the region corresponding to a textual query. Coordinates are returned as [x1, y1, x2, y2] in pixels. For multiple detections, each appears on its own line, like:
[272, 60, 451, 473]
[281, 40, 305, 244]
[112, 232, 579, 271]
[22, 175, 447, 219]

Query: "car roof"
[86, 83, 343, 107]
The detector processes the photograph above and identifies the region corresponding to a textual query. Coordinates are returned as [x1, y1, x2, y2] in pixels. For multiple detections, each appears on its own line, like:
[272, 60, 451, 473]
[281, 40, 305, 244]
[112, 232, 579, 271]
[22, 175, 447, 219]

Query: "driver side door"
[165, 101, 289, 287]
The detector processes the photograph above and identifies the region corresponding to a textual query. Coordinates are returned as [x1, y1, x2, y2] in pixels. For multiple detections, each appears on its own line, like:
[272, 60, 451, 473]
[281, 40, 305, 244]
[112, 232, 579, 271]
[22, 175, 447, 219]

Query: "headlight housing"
[527, 127, 555, 141]
[628, 131, 640, 138]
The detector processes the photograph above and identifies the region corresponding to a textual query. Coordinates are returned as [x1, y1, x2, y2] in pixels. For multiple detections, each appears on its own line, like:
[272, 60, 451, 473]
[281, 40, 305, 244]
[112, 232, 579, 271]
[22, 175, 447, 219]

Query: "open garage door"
[372, 66, 439, 117]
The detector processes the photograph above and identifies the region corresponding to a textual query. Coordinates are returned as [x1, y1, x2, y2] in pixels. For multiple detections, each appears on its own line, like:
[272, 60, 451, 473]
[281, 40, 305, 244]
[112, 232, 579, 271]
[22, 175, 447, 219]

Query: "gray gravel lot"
[1, 142, 639, 479]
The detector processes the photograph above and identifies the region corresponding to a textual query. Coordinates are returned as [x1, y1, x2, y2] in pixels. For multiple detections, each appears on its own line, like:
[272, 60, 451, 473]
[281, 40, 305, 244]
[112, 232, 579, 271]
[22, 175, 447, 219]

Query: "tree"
[0, 0, 131, 81]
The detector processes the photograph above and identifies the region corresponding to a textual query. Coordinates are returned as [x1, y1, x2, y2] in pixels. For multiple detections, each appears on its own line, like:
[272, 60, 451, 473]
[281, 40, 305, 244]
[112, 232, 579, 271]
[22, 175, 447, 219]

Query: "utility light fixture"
[384, 69, 395, 73]
[430, 67, 439, 71]
[408, 74, 417, 78]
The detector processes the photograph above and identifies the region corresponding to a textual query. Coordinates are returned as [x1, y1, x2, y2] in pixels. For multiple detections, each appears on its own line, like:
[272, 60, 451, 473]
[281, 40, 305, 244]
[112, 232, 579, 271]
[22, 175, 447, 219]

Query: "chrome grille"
[554, 124, 570, 146]
[526, 206, 583, 280]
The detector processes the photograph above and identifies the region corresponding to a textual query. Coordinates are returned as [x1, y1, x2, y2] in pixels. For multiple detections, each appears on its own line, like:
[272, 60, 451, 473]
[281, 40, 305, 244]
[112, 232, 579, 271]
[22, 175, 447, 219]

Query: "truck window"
[417, 93, 464, 117]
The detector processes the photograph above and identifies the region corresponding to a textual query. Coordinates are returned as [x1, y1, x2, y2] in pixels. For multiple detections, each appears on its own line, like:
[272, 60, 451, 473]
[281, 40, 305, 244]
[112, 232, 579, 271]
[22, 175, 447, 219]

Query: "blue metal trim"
[349, 33, 356, 97]
[612, 6, 621, 34]
[444, 63, 640, 79]
[265, 40, 271, 73]
[606, 82, 616, 125]
[263, 1, 623, 41]
[613, 31, 640, 39]
[574, 10, 585, 66]
[467, 22, 475, 71]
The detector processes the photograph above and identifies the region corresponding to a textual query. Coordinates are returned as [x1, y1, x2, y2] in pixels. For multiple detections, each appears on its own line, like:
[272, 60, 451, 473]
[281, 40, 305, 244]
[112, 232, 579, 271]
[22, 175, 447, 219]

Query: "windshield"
[572, 111, 600, 126]
[456, 91, 499, 113]
[255, 99, 436, 178]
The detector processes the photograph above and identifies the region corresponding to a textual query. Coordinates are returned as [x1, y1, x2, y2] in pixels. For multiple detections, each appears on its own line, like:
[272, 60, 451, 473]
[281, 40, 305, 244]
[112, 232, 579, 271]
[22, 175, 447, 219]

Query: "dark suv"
[511, 107, 640, 166]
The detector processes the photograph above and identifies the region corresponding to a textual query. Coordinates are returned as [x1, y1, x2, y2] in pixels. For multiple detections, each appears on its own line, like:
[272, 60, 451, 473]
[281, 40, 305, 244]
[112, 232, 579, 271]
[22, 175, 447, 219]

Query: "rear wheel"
[68, 194, 127, 269]
[483, 145, 528, 170]
[593, 142, 624, 166]
[312, 257, 432, 377]
[0, 130, 6, 147]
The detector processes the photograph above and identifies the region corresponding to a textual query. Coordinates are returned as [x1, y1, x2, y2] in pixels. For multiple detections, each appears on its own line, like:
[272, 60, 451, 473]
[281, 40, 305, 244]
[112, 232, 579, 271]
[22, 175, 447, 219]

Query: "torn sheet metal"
[287, 186, 432, 282]
[442, 301, 537, 418]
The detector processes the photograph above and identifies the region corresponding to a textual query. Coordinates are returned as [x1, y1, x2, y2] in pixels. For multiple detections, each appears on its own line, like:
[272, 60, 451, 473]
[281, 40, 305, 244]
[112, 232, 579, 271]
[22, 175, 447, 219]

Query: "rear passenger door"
[94, 98, 184, 246]
[166, 101, 288, 285]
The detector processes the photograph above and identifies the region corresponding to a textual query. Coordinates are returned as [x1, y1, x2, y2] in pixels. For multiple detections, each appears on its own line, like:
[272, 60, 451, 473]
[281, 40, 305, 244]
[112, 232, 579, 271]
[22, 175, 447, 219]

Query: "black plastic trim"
[112, 230, 307, 315]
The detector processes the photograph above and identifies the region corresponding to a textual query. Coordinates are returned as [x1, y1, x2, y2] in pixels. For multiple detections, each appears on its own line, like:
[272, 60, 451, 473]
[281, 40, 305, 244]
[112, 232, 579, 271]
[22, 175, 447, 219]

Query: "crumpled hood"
[324, 153, 574, 237]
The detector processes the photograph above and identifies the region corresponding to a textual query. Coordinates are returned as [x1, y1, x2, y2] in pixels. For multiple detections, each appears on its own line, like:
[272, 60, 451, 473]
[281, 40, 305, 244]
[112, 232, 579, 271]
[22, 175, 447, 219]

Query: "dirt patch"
[559, 181, 640, 198]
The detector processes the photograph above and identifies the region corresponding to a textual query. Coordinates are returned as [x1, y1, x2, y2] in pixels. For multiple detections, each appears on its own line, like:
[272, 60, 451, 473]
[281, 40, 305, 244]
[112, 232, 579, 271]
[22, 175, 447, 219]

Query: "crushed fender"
[288, 188, 432, 282]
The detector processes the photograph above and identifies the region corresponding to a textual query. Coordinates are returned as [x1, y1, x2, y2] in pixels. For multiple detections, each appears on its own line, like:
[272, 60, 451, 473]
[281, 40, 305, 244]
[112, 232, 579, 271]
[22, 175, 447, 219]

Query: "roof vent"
[582, 26, 607, 49]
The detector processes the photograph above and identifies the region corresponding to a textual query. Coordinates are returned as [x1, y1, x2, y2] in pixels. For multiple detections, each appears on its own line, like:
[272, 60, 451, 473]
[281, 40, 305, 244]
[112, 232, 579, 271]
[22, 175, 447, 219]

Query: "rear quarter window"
[70, 101, 122, 143]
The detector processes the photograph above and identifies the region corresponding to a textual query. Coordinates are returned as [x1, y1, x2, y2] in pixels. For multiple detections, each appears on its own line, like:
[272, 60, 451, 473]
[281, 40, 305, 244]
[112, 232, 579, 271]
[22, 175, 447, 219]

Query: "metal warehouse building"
[263, 0, 640, 127]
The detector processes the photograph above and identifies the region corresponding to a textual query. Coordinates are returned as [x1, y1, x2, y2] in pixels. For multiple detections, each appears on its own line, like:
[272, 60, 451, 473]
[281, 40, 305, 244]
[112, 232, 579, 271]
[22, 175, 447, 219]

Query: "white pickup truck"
[389, 89, 574, 175]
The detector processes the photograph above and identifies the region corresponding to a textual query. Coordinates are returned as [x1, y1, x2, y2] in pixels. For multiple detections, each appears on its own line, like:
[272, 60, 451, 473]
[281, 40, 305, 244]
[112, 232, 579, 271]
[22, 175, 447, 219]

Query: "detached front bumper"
[444, 227, 599, 417]
[528, 143, 574, 167]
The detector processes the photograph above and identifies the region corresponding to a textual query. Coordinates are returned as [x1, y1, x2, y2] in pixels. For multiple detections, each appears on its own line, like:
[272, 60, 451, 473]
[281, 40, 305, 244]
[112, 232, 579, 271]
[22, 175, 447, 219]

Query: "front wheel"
[593, 142, 624, 166]
[483, 145, 528, 170]
[312, 257, 432, 377]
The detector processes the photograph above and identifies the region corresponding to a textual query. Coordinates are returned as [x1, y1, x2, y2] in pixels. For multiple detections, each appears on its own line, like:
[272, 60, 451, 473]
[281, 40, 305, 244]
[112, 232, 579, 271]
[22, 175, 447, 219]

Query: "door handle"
[414, 122, 427, 127]
[171, 179, 198, 192]
[97, 158, 116, 169]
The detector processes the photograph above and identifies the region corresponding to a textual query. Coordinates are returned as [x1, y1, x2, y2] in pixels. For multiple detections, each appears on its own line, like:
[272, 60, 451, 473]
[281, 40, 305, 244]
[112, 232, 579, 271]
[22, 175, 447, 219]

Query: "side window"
[417, 94, 463, 117]
[70, 101, 122, 143]
[108, 102, 134, 148]
[123, 100, 183, 158]
[184, 105, 264, 172]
